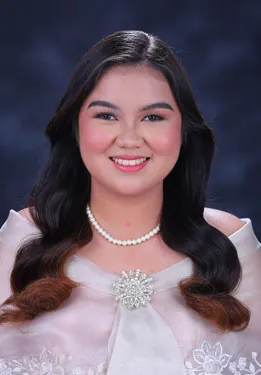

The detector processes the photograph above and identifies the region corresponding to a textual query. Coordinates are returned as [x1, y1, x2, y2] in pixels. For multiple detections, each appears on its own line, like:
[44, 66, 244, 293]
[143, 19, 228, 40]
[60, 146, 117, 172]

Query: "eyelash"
[94, 112, 116, 121]
[94, 112, 165, 122]
[144, 114, 165, 122]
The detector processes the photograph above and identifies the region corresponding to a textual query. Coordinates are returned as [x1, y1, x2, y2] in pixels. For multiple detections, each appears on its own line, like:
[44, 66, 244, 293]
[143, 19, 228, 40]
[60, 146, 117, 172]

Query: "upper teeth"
[112, 157, 147, 166]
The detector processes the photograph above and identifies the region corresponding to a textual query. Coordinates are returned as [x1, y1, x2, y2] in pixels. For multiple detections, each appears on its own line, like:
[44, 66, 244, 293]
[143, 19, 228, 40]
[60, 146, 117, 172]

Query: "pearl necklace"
[86, 204, 160, 246]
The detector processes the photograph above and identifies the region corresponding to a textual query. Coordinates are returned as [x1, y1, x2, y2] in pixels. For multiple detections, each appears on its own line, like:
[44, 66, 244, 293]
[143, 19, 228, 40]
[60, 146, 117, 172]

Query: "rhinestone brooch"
[113, 269, 154, 310]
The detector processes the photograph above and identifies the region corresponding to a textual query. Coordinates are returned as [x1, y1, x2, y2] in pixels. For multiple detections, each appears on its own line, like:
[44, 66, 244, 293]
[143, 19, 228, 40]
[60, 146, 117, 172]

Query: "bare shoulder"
[18, 208, 34, 224]
[203, 207, 244, 237]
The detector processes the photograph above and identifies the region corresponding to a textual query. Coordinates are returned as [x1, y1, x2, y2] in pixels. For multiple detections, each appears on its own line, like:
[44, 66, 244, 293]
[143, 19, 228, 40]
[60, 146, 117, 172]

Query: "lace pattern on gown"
[0, 348, 107, 375]
[1, 341, 260, 375]
[185, 340, 261, 375]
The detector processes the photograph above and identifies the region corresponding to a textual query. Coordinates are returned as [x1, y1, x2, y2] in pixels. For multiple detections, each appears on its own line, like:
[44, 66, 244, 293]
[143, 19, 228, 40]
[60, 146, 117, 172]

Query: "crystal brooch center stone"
[113, 269, 154, 310]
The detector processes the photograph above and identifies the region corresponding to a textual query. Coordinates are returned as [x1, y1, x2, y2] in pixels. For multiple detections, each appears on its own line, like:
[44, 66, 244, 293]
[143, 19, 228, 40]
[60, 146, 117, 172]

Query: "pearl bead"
[86, 204, 160, 246]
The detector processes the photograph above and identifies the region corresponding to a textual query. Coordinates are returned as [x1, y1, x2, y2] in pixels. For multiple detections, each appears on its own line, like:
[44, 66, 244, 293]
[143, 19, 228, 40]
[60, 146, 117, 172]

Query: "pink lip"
[111, 158, 149, 172]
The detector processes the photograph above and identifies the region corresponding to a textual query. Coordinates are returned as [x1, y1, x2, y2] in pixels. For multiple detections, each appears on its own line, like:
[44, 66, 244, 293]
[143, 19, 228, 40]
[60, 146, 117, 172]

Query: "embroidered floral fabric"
[185, 340, 261, 375]
[1, 341, 261, 375]
[0, 347, 107, 375]
[0, 210, 261, 375]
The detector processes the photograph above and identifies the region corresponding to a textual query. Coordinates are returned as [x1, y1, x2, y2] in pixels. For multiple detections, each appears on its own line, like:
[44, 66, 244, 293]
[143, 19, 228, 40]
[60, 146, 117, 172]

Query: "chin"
[108, 180, 161, 197]
[111, 187, 146, 197]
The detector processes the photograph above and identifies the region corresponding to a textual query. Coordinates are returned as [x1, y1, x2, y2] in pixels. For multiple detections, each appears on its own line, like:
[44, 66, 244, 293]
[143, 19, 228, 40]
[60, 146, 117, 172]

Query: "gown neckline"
[66, 218, 251, 294]
[9, 210, 253, 294]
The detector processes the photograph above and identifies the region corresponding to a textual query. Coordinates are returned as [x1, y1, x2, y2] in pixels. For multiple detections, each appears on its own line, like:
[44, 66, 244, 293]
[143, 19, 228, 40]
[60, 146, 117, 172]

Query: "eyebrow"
[88, 100, 120, 110]
[87, 100, 174, 112]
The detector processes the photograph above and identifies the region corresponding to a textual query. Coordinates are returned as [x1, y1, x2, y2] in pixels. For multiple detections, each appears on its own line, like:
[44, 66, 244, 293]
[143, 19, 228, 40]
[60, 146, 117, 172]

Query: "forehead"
[87, 64, 174, 102]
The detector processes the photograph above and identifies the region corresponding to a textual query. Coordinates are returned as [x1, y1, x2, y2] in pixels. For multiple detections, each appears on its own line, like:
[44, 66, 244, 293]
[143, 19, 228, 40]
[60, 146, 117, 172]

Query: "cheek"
[151, 126, 181, 155]
[79, 124, 114, 154]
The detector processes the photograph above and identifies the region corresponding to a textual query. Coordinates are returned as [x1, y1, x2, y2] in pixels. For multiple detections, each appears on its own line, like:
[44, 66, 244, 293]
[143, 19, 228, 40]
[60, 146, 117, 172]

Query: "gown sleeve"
[233, 219, 261, 333]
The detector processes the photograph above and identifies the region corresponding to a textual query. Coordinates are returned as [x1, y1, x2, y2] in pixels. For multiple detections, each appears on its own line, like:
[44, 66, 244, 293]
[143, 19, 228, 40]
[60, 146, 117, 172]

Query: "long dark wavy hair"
[0, 30, 250, 331]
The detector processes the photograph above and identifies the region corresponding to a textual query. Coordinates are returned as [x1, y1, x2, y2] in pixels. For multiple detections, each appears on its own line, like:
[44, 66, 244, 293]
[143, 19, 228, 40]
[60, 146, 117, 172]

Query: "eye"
[94, 112, 117, 120]
[143, 114, 165, 122]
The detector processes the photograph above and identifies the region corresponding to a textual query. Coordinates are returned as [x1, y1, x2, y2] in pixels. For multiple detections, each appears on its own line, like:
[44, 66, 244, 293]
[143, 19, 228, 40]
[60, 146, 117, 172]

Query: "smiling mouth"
[109, 157, 150, 166]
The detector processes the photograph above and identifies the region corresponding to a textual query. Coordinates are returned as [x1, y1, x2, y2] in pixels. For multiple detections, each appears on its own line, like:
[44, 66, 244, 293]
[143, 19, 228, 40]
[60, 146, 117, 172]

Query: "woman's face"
[78, 64, 182, 196]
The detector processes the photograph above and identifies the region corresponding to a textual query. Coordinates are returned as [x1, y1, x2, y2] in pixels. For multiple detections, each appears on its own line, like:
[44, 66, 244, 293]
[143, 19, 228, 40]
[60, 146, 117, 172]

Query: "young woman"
[0, 30, 260, 375]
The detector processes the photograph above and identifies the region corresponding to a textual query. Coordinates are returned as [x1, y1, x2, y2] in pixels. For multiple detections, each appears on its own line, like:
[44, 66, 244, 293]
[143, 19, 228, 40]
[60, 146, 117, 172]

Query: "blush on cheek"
[153, 131, 181, 154]
[79, 127, 114, 152]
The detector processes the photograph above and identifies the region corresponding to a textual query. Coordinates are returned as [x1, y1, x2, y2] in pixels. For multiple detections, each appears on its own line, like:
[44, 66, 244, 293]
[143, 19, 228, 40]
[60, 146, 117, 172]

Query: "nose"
[115, 126, 144, 148]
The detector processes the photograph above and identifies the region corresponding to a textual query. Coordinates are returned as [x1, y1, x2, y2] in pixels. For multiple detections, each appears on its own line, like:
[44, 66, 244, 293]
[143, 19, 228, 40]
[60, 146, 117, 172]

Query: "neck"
[89, 182, 162, 241]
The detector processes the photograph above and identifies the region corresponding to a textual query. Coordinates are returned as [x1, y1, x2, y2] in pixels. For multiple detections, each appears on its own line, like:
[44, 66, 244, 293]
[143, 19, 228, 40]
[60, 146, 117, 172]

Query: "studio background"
[1, 1, 261, 237]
